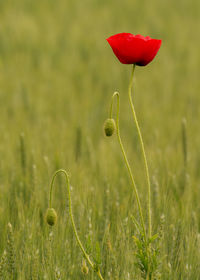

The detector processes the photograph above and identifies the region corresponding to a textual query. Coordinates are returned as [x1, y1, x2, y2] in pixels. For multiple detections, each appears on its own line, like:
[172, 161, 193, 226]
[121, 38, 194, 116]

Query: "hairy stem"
[128, 64, 152, 238]
[49, 169, 104, 280]
[110, 92, 147, 241]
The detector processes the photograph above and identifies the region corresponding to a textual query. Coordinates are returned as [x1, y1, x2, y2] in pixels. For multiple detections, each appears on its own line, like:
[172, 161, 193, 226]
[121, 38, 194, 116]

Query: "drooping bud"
[103, 118, 116, 136]
[45, 208, 57, 226]
[81, 259, 89, 275]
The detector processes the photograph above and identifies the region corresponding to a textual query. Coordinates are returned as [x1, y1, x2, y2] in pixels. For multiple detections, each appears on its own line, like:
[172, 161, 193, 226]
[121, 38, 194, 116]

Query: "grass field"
[0, 0, 200, 279]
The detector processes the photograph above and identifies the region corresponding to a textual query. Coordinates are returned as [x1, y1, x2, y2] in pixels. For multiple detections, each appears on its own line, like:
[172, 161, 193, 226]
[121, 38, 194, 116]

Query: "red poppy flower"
[106, 33, 162, 66]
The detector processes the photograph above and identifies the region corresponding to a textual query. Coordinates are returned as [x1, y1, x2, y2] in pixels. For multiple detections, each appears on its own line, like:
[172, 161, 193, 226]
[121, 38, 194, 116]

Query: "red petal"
[106, 33, 162, 66]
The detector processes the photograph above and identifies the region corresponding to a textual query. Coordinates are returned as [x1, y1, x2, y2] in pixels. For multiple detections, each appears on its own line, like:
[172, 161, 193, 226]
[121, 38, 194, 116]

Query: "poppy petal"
[106, 33, 162, 66]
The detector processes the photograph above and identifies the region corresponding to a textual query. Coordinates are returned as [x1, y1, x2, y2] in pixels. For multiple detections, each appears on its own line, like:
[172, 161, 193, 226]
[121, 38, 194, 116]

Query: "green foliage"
[132, 215, 165, 279]
[133, 233, 159, 279]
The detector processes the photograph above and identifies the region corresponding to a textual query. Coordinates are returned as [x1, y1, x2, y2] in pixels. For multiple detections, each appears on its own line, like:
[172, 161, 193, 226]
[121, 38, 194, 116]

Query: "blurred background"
[0, 0, 200, 169]
[0, 0, 200, 278]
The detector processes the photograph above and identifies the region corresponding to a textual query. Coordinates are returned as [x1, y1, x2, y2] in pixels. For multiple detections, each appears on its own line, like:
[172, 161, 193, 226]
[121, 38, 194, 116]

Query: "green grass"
[0, 0, 200, 279]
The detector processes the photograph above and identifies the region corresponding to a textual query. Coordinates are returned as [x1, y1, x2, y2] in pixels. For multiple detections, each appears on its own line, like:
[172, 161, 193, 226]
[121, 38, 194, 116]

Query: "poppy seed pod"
[45, 208, 57, 226]
[104, 118, 116, 136]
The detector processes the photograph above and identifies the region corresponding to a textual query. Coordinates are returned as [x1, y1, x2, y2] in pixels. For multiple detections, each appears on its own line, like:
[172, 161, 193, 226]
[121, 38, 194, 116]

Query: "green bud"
[45, 208, 57, 226]
[104, 118, 116, 137]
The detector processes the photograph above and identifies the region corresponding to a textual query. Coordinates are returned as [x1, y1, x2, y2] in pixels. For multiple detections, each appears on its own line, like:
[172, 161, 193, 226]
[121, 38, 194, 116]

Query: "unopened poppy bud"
[104, 118, 116, 136]
[45, 208, 57, 226]
[81, 260, 89, 275]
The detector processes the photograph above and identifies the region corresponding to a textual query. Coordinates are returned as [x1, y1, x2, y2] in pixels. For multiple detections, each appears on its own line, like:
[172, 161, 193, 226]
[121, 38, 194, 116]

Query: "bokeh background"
[0, 0, 200, 279]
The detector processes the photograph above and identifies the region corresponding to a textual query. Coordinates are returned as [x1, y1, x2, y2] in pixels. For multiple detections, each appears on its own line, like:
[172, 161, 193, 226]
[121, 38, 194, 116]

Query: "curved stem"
[128, 64, 152, 238]
[49, 169, 104, 280]
[97, 270, 104, 280]
[110, 92, 147, 241]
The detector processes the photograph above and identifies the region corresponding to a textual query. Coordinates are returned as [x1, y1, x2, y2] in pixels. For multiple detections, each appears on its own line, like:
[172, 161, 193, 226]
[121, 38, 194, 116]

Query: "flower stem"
[49, 169, 104, 280]
[110, 92, 147, 241]
[128, 64, 152, 238]
[97, 270, 104, 280]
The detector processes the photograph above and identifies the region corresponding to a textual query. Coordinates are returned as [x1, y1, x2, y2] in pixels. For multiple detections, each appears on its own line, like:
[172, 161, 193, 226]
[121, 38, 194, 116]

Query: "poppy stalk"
[107, 33, 162, 239]
[47, 169, 104, 280]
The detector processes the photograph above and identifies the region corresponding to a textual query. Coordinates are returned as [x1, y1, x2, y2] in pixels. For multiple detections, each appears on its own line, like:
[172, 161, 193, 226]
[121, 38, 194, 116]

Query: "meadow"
[0, 0, 200, 279]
